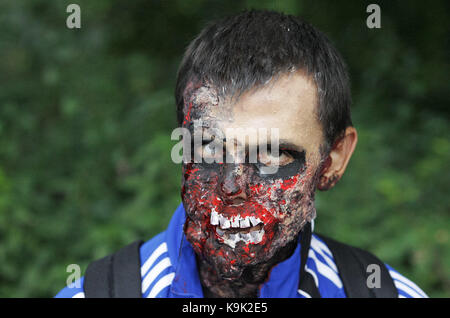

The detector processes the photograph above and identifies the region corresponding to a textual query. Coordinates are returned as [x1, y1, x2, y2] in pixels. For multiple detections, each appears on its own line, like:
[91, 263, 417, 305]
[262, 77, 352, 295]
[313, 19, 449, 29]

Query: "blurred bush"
[0, 0, 448, 297]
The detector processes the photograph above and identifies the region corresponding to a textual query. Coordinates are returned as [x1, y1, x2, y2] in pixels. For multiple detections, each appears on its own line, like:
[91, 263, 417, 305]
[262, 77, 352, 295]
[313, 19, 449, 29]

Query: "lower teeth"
[219, 228, 265, 249]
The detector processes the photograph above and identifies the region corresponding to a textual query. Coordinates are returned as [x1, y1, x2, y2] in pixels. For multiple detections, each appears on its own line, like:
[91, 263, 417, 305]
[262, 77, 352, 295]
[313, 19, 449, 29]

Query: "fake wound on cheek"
[182, 156, 312, 252]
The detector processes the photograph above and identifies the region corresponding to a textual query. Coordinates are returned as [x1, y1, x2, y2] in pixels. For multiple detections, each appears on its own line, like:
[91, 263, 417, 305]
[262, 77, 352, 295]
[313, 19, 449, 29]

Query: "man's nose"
[219, 164, 248, 205]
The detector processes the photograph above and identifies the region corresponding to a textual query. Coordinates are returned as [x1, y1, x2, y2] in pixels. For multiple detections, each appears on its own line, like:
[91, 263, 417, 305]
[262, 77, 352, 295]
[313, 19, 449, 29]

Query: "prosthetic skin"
[180, 72, 347, 297]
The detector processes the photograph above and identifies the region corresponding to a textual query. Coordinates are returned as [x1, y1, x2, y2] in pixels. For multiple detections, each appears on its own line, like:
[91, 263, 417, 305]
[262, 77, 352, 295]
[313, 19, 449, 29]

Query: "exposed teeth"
[220, 228, 265, 249]
[239, 232, 251, 241]
[249, 216, 263, 227]
[223, 237, 237, 249]
[211, 212, 264, 229]
[210, 210, 219, 225]
[240, 217, 250, 228]
[227, 233, 238, 247]
[219, 216, 231, 229]
[249, 229, 264, 242]
[230, 216, 241, 228]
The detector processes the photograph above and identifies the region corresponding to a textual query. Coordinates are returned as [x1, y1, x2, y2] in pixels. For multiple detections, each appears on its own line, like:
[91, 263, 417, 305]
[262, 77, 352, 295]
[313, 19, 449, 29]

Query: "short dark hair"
[175, 10, 352, 150]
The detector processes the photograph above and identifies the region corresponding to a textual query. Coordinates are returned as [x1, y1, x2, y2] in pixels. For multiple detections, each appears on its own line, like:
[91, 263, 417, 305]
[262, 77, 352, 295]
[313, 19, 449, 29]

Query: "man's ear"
[317, 126, 358, 191]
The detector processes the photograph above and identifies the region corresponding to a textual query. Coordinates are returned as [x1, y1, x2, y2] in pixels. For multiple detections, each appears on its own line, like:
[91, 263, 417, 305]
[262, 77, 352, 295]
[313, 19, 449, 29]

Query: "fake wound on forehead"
[181, 82, 224, 124]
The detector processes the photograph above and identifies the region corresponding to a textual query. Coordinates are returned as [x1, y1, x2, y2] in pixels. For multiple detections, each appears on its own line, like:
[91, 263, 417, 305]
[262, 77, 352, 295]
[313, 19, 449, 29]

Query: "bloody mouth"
[204, 201, 279, 250]
[218, 223, 264, 235]
[181, 157, 315, 272]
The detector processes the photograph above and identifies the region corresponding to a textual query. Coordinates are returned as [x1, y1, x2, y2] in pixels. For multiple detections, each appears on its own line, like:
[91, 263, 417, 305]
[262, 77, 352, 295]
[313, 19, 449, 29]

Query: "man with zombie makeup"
[56, 10, 428, 298]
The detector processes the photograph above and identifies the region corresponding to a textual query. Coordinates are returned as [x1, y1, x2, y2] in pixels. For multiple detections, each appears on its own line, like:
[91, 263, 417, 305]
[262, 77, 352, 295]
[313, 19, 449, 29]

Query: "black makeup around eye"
[255, 149, 306, 180]
[188, 138, 307, 176]
[186, 150, 307, 181]
[187, 138, 224, 168]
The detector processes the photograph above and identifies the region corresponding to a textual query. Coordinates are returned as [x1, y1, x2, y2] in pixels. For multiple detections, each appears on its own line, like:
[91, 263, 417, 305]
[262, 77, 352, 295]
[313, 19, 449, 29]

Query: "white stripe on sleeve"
[393, 280, 426, 298]
[310, 237, 338, 273]
[297, 289, 312, 298]
[389, 270, 428, 298]
[310, 236, 334, 258]
[308, 249, 343, 289]
[147, 273, 175, 298]
[305, 264, 319, 287]
[141, 242, 168, 277]
[142, 257, 172, 294]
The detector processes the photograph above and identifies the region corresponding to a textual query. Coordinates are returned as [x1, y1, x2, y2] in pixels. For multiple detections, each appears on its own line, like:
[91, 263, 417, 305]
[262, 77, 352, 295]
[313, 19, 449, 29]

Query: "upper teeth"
[210, 208, 219, 225]
[240, 217, 250, 228]
[220, 217, 231, 229]
[210, 210, 263, 229]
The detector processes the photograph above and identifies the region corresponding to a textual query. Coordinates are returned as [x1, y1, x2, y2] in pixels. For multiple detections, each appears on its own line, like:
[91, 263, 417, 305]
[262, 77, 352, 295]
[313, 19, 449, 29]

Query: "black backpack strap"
[315, 234, 398, 298]
[84, 240, 144, 298]
[298, 223, 322, 298]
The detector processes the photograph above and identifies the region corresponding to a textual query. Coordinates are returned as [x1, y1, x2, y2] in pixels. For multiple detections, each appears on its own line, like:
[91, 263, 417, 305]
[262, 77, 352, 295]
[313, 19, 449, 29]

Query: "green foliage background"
[0, 0, 448, 297]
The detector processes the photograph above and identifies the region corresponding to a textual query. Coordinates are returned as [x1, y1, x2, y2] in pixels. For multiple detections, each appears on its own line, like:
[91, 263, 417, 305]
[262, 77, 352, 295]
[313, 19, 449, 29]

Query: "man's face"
[181, 72, 325, 279]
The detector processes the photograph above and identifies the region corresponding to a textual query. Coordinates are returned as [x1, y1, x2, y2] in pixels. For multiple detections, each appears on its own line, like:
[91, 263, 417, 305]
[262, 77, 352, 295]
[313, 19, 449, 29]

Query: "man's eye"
[203, 143, 216, 157]
[258, 150, 294, 167]
[194, 140, 223, 162]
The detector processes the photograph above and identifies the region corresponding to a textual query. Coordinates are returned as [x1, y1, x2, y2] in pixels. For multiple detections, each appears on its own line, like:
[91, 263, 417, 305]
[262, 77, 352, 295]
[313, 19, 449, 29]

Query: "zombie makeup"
[182, 154, 320, 280]
[256, 147, 306, 180]
[181, 74, 325, 283]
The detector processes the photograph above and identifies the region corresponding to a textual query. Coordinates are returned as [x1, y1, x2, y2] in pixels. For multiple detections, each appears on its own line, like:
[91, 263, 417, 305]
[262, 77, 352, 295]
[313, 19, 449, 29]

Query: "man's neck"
[197, 239, 298, 298]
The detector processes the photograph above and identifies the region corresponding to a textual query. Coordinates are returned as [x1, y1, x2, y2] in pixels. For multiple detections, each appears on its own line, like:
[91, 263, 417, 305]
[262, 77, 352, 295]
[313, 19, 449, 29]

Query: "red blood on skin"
[279, 175, 298, 190]
[180, 83, 319, 278]
[183, 102, 194, 125]
[182, 159, 318, 278]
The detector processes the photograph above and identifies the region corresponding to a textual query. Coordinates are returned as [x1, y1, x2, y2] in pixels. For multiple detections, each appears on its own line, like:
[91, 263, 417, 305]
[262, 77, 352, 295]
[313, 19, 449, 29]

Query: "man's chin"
[201, 242, 275, 281]
[214, 263, 244, 281]
[205, 254, 255, 281]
